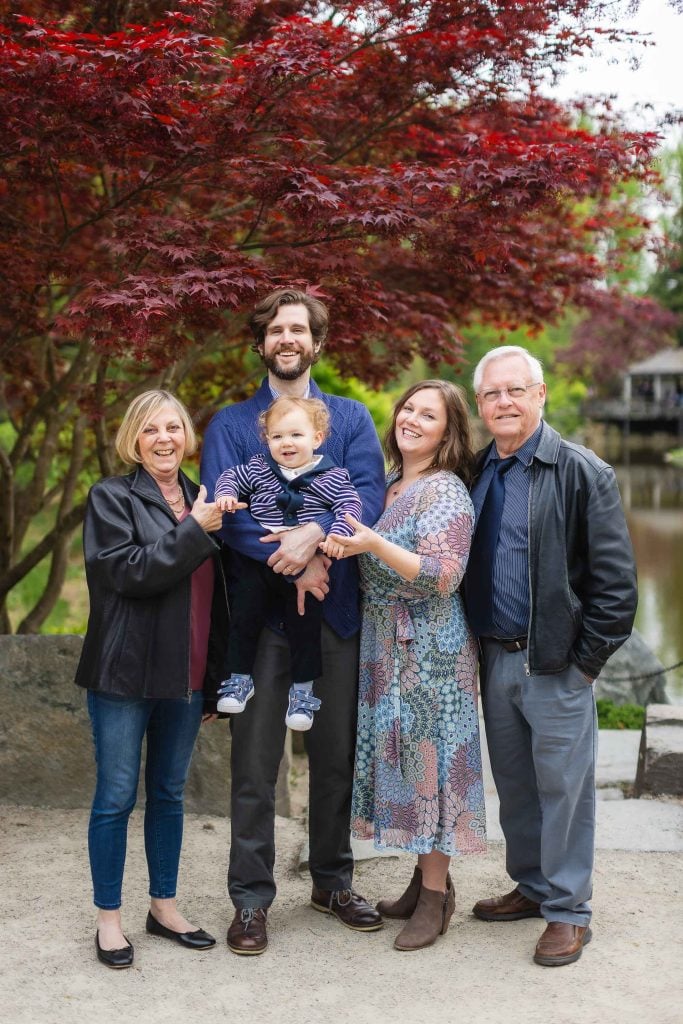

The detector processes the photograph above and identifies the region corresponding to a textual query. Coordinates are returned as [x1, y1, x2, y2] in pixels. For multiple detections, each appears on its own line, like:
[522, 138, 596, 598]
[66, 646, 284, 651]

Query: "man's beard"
[262, 348, 318, 381]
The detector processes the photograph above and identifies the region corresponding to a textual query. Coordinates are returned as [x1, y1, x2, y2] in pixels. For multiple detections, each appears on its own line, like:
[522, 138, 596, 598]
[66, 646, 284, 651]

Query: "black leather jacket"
[75, 466, 229, 708]
[472, 422, 637, 679]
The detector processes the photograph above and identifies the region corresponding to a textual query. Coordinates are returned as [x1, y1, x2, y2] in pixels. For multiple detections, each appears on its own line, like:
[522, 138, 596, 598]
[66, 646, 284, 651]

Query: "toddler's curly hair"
[258, 396, 330, 442]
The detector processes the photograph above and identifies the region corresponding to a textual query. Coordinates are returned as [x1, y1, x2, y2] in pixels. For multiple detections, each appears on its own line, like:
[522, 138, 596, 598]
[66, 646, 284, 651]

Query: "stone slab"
[482, 785, 683, 851]
[0, 635, 291, 818]
[481, 720, 683, 850]
[635, 703, 683, 797]
[481, 716, 641, 793]
[594, 797, 683, 852]
[595, 729, 641, 786]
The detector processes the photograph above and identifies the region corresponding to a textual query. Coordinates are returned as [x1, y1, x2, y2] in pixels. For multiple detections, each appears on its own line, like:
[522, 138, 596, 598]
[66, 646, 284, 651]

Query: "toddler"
[214, 396, 361, 730]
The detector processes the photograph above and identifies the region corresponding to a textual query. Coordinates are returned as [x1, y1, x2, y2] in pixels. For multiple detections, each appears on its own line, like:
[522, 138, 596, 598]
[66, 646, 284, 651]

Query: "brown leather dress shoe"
[227, 908, 268, 955]
[534, 922, 592, 966]
[472, 886, 542, 922]
[310, 886, 384, 931]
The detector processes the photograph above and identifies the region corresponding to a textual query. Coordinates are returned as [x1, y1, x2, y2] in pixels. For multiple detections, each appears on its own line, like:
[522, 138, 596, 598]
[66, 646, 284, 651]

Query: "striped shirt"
[470, 424, 543, 637]
[214, 453, 362, 537]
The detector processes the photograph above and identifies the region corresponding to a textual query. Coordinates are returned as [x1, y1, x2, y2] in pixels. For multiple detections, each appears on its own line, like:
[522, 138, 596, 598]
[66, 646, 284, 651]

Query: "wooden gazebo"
[623, 349, 683, 409]
[583, 348, 683, 442]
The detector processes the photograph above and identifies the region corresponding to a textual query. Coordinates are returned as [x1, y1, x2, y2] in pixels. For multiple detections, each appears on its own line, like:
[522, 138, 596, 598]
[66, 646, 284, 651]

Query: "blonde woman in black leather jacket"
[76, 390, 227, 969]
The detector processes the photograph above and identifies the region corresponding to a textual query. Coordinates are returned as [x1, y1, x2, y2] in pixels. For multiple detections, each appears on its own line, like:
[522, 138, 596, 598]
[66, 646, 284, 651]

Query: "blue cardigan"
[201, 378, 385, 638]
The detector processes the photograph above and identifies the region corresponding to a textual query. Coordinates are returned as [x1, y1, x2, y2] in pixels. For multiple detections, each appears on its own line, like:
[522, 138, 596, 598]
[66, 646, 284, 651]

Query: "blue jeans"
[87, 690, 203, 910]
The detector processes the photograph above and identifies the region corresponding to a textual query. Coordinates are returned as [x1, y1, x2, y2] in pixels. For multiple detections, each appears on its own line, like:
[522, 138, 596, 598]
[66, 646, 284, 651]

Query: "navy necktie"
[464, 457, 516, 637]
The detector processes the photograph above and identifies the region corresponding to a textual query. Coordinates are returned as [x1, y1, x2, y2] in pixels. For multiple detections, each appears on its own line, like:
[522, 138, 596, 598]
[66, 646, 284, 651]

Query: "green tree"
[648, 145, 683, 345]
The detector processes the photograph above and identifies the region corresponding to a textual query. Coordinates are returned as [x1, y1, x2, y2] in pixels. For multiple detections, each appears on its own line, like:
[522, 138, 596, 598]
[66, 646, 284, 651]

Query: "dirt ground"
[1, 801, 681, 1024]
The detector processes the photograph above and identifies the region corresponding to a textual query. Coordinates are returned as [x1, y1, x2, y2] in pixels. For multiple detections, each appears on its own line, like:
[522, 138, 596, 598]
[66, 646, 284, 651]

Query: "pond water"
[615, 463, 683, 704]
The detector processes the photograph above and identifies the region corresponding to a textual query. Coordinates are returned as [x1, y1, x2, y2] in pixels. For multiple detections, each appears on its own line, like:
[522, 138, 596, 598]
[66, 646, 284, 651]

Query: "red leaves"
[0, 0, 669, 385]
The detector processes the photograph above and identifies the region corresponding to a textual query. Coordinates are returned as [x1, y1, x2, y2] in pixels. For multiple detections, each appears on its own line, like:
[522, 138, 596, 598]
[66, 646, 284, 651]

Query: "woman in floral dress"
[322, 380, 486, 951]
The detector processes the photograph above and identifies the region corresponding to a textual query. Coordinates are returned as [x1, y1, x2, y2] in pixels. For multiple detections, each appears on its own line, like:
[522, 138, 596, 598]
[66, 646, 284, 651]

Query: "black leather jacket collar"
[473, 421, 637, 677]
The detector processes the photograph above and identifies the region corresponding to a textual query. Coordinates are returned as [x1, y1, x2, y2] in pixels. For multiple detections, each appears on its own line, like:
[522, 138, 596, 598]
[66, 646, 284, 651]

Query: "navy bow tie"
[265, 453, 335, 527]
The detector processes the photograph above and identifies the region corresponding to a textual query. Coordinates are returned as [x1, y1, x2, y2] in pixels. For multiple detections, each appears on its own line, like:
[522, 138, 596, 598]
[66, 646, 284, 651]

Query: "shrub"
[596, 699, 645, 730]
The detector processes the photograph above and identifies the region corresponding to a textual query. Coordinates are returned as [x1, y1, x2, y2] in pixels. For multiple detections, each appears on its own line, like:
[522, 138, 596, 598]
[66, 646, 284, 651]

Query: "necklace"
[388, 473, 424, 500]
[162, 483, 185, 517]
[388, 478, 409, 501]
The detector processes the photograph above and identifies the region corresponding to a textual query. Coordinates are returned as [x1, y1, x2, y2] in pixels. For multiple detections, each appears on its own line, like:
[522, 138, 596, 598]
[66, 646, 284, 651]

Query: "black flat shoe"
[145, 911, 216, 949]
[95, 931, 134, 969]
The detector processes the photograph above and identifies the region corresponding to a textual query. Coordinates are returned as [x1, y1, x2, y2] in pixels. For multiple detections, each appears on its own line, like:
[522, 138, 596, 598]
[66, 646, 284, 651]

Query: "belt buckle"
[501, 636, 526, 652]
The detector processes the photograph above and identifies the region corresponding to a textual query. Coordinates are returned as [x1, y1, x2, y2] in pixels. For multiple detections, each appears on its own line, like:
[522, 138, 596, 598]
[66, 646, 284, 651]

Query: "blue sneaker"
[217, 674, 255, 713]
[284, 686, 321, 731]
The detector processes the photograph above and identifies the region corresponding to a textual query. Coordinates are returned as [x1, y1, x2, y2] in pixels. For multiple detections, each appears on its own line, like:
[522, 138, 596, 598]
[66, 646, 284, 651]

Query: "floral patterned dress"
[351, 471, 486, 856]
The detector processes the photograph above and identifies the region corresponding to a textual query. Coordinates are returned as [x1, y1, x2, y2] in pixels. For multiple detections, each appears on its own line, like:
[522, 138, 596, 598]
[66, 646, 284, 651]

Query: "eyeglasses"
[478, 382, 542, 404]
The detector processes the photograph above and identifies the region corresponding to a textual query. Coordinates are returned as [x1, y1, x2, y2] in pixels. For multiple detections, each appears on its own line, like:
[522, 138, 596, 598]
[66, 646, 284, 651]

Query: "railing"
[583, 398, 683, 422]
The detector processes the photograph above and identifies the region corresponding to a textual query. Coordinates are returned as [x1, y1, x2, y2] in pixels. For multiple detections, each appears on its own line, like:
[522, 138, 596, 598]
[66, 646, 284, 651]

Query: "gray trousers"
[481, 640, 597, 926]
[228, 622, 359, 909]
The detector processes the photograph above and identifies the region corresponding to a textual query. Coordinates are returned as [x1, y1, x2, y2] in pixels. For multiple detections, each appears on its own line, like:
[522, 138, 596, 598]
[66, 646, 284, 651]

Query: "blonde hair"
[115, 390, 197, 466]
[258, 396, 330, 441]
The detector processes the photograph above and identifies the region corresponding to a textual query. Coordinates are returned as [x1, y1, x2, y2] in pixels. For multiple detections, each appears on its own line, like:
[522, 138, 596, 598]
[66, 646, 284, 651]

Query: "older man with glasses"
[463, 345, 637, 967]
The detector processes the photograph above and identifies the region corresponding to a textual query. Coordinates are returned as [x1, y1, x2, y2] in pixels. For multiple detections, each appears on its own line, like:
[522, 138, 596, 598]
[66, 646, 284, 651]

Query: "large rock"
[595, 628, 669, 706]
[0, 635, 291, 816]
[634, 704, 683, 797]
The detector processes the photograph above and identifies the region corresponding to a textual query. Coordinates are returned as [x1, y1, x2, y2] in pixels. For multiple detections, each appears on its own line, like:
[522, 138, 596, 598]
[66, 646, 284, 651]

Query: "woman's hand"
[323, 515, 380, 559]
[331, 514, 422, 581]
[189, 485, 225, 532]
[319, 537, 346, 559]
[202, 712, 218, 724]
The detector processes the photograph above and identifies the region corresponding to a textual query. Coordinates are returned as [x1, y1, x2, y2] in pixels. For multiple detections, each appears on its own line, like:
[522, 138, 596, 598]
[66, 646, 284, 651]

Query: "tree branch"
[47, 156, 70, 236]
[16, 532, 72, 634]
[239, 233, 360, 251]
[0, 502, 87, 602]
[15, 417, 89, 633]
[10, 340, 97, 468]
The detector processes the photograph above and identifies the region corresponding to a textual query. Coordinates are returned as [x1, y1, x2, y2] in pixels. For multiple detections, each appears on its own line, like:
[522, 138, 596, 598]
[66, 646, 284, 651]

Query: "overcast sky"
[547, 0, 682, 148]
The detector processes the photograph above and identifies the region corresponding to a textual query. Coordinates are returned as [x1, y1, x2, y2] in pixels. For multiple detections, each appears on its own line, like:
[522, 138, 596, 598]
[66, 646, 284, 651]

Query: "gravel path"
[2, 804, 681, 1024]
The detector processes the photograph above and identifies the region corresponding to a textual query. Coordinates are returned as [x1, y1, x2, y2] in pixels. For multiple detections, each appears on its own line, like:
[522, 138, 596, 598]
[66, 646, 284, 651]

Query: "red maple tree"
[0, 0, 669, 630]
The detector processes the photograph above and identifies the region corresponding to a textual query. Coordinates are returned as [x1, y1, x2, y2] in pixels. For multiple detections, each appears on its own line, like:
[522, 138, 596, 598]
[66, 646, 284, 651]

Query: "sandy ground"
[1, 800, 682, 1024]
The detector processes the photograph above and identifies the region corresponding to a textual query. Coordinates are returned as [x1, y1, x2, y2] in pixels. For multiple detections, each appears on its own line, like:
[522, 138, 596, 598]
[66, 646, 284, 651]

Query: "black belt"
[484, 636, 527, 653]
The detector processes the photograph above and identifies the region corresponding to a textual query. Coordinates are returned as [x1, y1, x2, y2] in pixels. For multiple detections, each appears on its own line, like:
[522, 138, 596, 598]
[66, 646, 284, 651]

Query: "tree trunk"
[0, 601, 11, 634]
[17, 536, 71, 634]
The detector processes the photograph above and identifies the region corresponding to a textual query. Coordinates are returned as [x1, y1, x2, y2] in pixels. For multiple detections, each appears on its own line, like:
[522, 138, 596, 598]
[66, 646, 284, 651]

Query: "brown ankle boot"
[394, 879, 455, 951]
[376, 867, 422, 919]
[377, 868, 453, 920]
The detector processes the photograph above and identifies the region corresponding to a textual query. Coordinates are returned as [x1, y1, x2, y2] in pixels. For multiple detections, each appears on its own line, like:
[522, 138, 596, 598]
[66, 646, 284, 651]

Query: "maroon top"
[179, 507, 215, 691]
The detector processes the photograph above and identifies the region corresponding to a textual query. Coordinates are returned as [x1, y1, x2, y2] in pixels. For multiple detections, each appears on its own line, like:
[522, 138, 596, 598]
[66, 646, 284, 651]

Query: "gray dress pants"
[228, 622, 359, 909]
[480, 640, 597, 926]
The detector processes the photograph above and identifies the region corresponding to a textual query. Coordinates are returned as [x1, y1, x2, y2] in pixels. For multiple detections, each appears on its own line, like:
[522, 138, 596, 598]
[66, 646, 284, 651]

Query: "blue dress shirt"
[470, 424, 543, 637]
